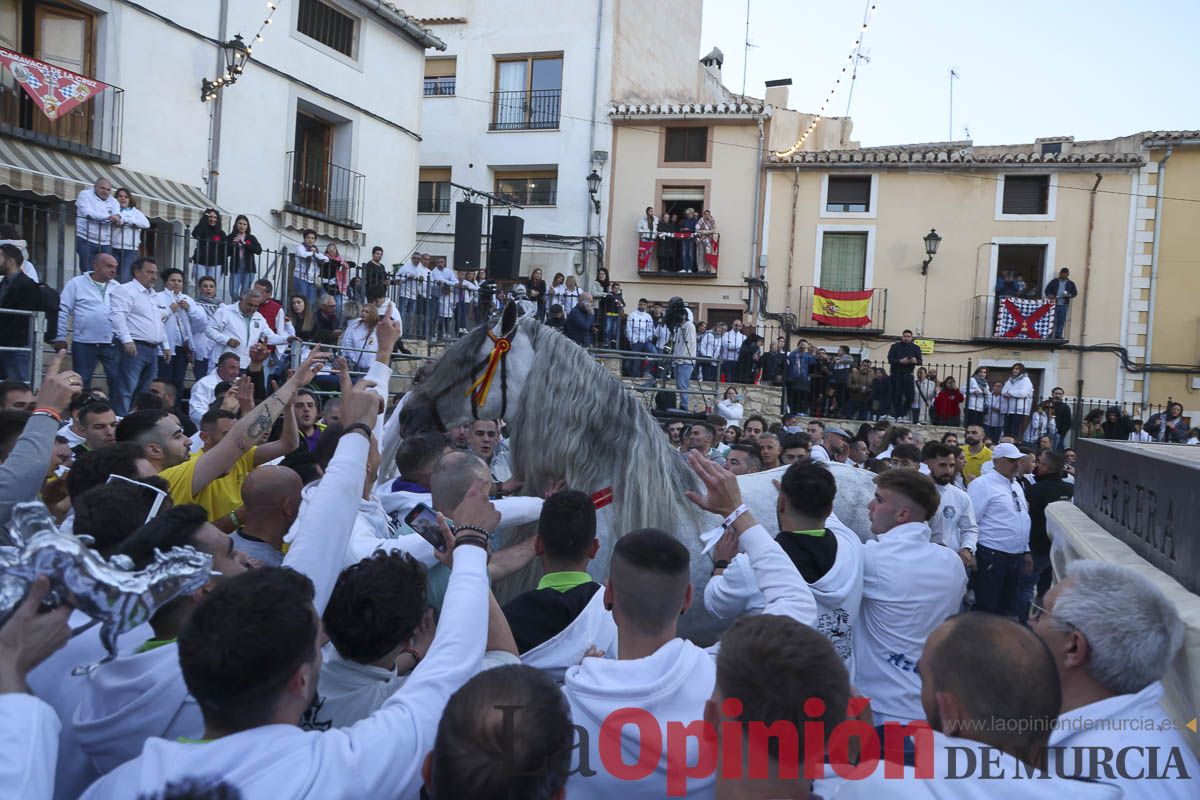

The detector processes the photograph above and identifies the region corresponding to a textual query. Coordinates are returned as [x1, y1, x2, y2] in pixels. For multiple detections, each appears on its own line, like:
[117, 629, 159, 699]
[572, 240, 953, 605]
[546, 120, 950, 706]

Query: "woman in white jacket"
[156, 268, 209, 392]
[112, 188, 150, 283]
[716, 387, 745, 428]
[340, 302, 380, 372]
[1024, 399, 1057, 445]
[636, 206, 658, 236]
[965, 366, 990, 428]
[1001, 362, 1035, 439]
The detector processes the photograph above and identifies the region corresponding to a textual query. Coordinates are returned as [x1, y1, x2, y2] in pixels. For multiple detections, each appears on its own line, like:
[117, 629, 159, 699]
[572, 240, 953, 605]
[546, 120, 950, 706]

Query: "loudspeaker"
[453, 202, 483, 270]
[488, 215, 524, 280]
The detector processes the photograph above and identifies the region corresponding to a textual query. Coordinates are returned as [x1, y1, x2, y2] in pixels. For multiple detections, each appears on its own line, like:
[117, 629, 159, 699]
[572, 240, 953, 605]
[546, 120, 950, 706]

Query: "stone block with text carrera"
[1073, 440, 1198, 594]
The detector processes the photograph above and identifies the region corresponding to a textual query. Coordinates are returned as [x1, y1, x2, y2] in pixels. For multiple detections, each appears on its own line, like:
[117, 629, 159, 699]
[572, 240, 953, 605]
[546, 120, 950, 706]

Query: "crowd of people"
[0, 298, 1194, 799]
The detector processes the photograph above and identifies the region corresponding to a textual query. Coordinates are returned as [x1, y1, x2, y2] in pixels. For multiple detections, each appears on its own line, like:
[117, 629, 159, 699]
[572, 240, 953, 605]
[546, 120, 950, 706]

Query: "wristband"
[400, 646, 421, 665]
[453, 534, 490, 553]
[711, 559, 730, 575]
[33, 407, 62, 423]
[343, 422, 373, 440]
[452, 524, 493, 540]
[723, 504, 750, 529]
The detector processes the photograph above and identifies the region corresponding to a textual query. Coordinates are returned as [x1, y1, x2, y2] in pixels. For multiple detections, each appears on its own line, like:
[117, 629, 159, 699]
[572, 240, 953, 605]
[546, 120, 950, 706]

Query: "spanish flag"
[812, 288, 873, 328]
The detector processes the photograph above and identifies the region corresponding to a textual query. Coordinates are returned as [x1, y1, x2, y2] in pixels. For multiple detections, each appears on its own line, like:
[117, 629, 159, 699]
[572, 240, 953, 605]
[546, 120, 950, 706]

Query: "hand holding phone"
[405, 503, 447, 552]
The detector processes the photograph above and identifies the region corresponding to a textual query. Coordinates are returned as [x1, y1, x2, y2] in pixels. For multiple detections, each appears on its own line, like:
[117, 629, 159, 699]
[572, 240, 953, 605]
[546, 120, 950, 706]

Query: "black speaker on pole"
[488, 215, 524, 280]
[453, 201, 483, 270]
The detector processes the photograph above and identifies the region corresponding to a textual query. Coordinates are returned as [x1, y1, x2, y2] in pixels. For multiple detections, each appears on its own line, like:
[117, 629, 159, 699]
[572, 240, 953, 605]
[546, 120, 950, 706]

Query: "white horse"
[398, 303, 878, 641]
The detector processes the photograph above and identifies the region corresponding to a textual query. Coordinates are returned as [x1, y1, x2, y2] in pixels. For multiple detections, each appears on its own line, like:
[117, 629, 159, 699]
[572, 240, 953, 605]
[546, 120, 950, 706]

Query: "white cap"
[991, 442, 1022, 461]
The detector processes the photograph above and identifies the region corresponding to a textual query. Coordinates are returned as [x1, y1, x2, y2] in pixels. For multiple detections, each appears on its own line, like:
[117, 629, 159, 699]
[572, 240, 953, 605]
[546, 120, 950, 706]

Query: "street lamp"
[921, 228, 942, 276]
[201, 34, 250, 102]
[586, 170, 602, 213]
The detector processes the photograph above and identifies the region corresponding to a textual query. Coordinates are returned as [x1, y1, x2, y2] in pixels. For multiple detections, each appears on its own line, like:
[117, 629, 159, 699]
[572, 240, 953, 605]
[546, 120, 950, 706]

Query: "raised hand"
[34, 350, 83, 414]
[375, 317, 401, 357]
[294, 346, 328, 386]
[338, 357, 379, 429]
[683, 449, 744, 518]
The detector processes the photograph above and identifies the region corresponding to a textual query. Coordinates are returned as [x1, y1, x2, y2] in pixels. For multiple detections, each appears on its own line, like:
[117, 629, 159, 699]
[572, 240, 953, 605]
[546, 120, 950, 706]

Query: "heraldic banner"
[994, 297, 1056, 339]
[0, 46, 109, 121]
[812, 287, 873, 327]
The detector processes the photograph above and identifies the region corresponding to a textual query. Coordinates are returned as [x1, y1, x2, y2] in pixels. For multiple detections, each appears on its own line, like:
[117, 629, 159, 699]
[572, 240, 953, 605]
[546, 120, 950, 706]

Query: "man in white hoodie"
[703, 460, 864, 674]
[854, 469, 966, 728]
[921, 442, 978, 573]
[503, 490, 616, 680]
[81, 376, 503, 799]
[1031, 560, 1198, 798]
[563, 451, 817, 799]
[72, 504, 255, 774]
[839, 613, 1123, 798]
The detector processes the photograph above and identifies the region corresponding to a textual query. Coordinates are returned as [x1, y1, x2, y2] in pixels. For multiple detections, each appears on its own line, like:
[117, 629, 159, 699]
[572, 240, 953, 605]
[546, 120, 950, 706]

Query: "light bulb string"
[206, 0, 281, 98]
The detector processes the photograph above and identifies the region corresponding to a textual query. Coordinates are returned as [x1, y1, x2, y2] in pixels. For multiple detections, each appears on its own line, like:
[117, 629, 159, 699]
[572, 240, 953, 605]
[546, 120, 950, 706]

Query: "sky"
[700, 0, 1200, 148]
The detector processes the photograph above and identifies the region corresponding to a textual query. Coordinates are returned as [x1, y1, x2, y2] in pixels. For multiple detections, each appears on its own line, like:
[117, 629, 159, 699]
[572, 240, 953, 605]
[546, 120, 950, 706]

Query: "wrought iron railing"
[423, 76, 455, 96]
[787, 286, 887, 334]
[284, 151, 366, 229]
[417, 196, 451, 213]
[0, 74, 123, 162]
[489, 88, 561, 130]
[636, 231, 720, 276]
[972, 294, 1070, 343]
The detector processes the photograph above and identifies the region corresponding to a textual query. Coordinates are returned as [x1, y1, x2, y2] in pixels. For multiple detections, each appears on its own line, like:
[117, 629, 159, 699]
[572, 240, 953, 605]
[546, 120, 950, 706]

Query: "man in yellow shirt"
[960, 423, 992, 485]
[115, 350, 321, 523]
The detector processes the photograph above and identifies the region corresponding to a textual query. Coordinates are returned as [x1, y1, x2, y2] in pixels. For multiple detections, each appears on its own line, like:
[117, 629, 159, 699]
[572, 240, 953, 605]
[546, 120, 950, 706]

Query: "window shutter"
[1002, 176, 1049, 215]
[826, 176, 871, 211]
[424, 57, 456, 78]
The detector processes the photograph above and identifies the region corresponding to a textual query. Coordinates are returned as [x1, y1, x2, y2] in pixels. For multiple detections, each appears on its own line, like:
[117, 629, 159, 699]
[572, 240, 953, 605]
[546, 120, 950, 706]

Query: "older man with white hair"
[203, 288, 293, 368]
[1031, 560, 1198, 798]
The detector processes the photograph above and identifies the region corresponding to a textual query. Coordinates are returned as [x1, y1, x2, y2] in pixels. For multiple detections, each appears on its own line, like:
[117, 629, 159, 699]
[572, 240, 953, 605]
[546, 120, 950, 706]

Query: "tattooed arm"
[189, 348, 327, 496]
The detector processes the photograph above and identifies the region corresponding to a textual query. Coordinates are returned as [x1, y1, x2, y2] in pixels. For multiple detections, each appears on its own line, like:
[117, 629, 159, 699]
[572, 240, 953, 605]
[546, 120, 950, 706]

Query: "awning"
[0, 138, 211, 225]
[273, 208, 367, 247]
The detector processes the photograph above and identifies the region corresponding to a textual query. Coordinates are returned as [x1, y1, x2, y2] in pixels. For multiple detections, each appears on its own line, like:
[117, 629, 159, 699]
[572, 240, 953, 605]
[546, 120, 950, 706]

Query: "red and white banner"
[637, 236, 655, 271]
[0, 46, 108, 121]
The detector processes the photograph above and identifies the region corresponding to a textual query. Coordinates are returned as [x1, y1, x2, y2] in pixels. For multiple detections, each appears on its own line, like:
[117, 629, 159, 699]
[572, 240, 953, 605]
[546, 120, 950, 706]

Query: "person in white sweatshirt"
[187, 352, 242, 429]
[203, 288, 292, 369]
[81, 376, 501, 800]
[502, 490, 617, 682]
[1032, 560, 1198, 799]
[72, 504, 255, 774]
[0, 575, 73, 800]
[704, 460, 864, 675]
[921, 442, 978, 573]
[1000, 362, 1034, 439]
[563, 450, 817, 799]
[853, 469, 967, 727]
[837, 612, 1123, 799]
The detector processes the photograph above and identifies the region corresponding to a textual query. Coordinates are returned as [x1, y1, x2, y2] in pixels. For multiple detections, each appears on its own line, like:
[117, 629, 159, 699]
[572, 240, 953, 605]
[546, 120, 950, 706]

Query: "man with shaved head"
[229, 465, 303, 567]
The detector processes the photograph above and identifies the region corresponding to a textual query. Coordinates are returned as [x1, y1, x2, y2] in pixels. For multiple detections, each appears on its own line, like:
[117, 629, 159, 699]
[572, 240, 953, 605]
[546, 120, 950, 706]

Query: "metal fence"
[489, 89, 561, 131]
[284, 150, 366, 229]
[0, 73, 123, 162]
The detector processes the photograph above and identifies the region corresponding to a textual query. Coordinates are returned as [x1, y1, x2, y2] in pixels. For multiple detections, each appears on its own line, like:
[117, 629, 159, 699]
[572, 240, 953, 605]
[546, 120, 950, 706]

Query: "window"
[826, 176, 872, 212]
[819, 232, 868, 291]
[492, 55, 562, 130]
[424, 57, 456, 96]
[1001, 175, 1050, 215]
[418, 168, 451, 213]
[664, 127, 708, 163]
[297, 0, 357, 58]
[995, 244, 1047, 294]
[494, 169, 557, 206]
[1039, 142, 1062, 156]
[660, 186, 706, 219]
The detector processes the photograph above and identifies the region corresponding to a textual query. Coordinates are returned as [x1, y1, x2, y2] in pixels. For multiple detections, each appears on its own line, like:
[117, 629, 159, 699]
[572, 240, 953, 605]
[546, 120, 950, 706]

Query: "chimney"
[700, 46, 724, 79]
[765, 78, 791, 109]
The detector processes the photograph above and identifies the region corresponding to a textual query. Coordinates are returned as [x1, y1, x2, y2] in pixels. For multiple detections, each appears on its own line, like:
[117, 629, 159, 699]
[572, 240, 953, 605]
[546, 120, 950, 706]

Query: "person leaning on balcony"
[0, 243, 43, 383]
[695, 209, 717, 273]
[111, 188, 150, 284]
[656, 212, 679, 272]
[636, 205, 658, 237]
[190, 208, 227, 287]
[678, 208, 699, 273]
[74, 177, 120, 272]
[292, 228, 327, 303]
[1044, 267, 1078, 340]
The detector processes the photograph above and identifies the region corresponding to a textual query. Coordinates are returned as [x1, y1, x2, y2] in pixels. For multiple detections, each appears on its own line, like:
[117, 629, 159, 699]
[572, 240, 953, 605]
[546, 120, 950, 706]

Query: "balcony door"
[493, 55, 562, 130]
[31, 5, 91, 143]
[293, 112, 333, 215]
[819, 232, 868, 292]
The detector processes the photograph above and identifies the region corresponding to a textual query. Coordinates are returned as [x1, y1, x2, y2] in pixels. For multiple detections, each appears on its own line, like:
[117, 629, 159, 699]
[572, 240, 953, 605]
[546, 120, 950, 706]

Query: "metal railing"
[0, 309, 46, 390]
[494, 188, 557, 207]
[788, 286, 887, 335]
[0, 73, 123, 162]
[416, 196, 451, 213]
[973, 294, 1071, 343]
[284, 150, 366, 229]
[423, 77, 455, 96]
[489, 89, 561, 131]
[636, 231, 720, 276]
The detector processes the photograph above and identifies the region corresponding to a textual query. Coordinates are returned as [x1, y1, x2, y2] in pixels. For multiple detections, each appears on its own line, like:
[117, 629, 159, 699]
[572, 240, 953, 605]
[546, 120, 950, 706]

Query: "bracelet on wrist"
[453, 534, 490, 553]
[400, 646, 421, 665]
[453, 524, 492, 539]
[32, 407, 62, 423]
[722, 504, 750, 529]
[343, 422, 373, 440]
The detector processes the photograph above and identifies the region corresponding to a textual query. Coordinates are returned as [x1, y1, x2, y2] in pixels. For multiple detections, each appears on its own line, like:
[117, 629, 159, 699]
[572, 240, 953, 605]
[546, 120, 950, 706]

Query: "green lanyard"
[783, 529, 826, 537]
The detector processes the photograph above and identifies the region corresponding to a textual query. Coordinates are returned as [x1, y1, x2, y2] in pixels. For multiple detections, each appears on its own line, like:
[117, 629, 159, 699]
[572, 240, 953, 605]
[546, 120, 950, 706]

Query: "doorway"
[292, 112, 333, 215]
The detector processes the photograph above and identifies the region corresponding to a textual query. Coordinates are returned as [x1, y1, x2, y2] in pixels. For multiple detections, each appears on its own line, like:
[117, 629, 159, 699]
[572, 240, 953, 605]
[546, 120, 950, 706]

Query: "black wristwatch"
[711, 559, 730, 576]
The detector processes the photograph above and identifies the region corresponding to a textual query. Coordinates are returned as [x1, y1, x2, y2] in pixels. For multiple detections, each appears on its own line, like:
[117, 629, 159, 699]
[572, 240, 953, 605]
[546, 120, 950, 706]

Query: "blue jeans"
[603, 314, 620, 347]
[0, 349, 30, 382]
[397, 297, 415, 336]
[75, 237, 109, 273]
[681, 237, 696, 272]
[1054, 302, 1069, 339]
[228, 271, 255, 300]
[194, 264, 221, 286]
[294, 277, 317, 304]
[158, 349, 190, 395]
[1018, 552, 1053, 623]
[675, 362, 694, 411]
[624, 341, 657, 377]
[973, 545, 1027, 619]
[114, 341, 158, 416]
[113, 248, 139, 283]
[71, 341, 119, 392]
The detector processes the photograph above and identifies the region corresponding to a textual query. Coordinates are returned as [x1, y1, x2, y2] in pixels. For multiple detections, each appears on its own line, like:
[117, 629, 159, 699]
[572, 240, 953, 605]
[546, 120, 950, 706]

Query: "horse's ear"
[499, 300, 518, 336]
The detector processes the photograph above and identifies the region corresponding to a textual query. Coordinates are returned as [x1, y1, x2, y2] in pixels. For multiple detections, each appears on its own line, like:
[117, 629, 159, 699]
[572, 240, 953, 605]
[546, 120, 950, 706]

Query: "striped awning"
[273, 208, 366, 247]
[0, 138, 211, 225]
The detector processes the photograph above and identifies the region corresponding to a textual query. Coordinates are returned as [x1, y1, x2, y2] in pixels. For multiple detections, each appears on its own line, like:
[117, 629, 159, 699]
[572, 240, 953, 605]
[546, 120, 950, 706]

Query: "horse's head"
[146, 546, 213, 600]
[399, 301, 537, 435]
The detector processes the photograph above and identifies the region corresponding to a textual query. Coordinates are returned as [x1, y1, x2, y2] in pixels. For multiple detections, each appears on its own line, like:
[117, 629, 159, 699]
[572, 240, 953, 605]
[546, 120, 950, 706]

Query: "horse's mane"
[508, 319, 704, 539]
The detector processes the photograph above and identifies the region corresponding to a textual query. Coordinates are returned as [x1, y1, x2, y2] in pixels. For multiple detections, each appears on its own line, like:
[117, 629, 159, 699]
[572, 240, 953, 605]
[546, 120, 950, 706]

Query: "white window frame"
[819, 173, 877, 219]
[812, 224, 876, 289]
[291, 0, 363, 70]
[994, 173, 1058, 222]
[987, 236, 1057, 294]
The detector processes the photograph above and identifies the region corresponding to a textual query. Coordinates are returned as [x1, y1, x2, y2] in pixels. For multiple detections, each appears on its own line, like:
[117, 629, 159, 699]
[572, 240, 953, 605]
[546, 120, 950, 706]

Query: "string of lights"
[201, 1, 282, 102]
[773, 2, 878, 159]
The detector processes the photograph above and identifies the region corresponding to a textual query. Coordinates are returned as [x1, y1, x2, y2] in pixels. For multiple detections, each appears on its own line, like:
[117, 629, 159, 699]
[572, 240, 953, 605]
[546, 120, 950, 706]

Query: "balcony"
[972, 295, 1070, 344]
[417, 196, 450, 213]
[489, 89, 561, 131]
[789, 286, 887, 335]
[284, 151, 366, 229]
[423, 76, 455, 96]
[636, 232, 720, 277]
[0, 73, 123, 163]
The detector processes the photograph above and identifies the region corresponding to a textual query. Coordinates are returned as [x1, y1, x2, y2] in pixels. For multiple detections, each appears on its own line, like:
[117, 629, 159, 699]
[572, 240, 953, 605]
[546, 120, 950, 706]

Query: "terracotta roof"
[1142, 130, 1200, 144]
[609, 101, 768, 118]
[768, 146, 1143, 167]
